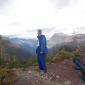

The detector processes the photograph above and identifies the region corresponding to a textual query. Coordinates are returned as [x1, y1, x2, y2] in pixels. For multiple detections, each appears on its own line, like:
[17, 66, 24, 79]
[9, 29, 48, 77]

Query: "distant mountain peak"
[52, 33, 69, 37]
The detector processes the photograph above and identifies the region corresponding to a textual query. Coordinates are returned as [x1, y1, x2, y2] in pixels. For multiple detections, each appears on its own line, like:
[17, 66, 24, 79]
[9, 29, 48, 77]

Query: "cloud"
[0, 0, 8, 5]
[0, 0, 85, 38]
[50, 0, 78, 9]
[9, 22, 20, 26]
[0, 0, 13, 15]
[75, 27, 85, 34]
[0, 0, 10, 8]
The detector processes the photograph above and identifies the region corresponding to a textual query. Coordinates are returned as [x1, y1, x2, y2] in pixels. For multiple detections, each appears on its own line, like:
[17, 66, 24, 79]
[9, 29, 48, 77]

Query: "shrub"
[0, 68, 17, 85]
[51, 49, 74, 63]
[72, 50, 81, 57]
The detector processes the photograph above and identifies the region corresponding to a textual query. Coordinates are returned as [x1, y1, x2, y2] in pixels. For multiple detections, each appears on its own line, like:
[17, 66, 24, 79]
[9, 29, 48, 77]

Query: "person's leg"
[37, 53, 47, 72]
[40, 53, 47, 72]
[37, 53, 43, 70]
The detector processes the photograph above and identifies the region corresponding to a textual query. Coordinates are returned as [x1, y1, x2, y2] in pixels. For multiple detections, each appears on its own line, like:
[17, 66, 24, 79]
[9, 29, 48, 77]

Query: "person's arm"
[40, 36, 46, 54]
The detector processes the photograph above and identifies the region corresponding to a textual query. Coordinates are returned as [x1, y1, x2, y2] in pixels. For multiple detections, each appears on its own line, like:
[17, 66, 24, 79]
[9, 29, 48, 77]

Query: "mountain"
[47, 33, 85, 56]
[4, 37, 37, 55]
[0, 35, 32, 60]
[2, 33, 85, 59]
[48, 33, 85, 48]
[73, 34, 85, 42]
[48, 33, 72, 48]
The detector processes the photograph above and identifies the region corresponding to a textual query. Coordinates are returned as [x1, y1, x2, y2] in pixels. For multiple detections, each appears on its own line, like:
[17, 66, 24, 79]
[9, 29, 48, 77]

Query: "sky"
[0, 0, 85, 38]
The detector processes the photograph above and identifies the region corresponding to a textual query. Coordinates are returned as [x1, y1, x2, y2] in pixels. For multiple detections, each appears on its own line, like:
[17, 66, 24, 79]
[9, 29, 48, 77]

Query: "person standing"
[36, 29, 48, 73]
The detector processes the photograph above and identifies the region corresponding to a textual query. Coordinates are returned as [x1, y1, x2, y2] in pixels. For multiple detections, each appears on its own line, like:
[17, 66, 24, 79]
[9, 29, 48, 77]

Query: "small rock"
[56, 75, 60, 79]
[28, 71, 32, 74]
[63, 81, 71, 85]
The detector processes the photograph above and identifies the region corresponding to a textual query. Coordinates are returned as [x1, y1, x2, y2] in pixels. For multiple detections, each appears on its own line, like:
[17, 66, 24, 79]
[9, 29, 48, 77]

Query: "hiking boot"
[39, 69, 47, 74]
[44, 69, 47, 73]
[40, 70, 45, 74]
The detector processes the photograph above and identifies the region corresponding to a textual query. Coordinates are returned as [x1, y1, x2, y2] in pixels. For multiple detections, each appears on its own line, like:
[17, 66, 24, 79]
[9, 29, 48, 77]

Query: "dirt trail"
[14, 59, 85, 85]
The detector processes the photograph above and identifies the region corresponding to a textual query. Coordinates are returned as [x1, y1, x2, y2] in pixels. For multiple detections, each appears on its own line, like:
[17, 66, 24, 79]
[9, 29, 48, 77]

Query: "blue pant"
[37, 53, 47, 71]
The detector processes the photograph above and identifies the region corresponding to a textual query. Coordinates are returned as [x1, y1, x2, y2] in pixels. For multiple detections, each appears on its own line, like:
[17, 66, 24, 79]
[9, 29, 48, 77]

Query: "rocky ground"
[14, 59, 85, 85]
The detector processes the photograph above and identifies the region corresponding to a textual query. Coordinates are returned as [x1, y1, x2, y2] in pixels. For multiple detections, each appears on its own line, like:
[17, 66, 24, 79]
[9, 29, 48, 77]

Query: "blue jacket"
[36, 35, 48, 54]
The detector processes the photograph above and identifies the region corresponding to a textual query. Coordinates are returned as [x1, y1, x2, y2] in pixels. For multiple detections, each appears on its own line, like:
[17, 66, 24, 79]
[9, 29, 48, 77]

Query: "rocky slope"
[14, 59, 85, 85]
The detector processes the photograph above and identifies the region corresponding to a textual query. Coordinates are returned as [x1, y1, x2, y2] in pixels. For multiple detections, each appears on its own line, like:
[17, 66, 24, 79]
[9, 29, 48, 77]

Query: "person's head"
[37, 29, 42, 36]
